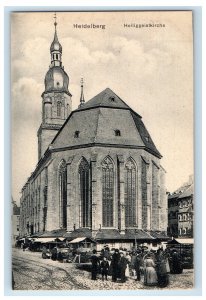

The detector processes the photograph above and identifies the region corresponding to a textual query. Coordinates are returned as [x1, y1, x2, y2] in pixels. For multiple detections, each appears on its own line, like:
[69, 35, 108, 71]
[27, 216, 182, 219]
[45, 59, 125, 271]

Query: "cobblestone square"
[12, 248, 194, 291]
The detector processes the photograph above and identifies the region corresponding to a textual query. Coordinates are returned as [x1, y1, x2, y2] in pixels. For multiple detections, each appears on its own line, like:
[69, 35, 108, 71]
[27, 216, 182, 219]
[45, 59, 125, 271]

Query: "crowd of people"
[90, 247, 183, 288]
[21, 240, 184, 288]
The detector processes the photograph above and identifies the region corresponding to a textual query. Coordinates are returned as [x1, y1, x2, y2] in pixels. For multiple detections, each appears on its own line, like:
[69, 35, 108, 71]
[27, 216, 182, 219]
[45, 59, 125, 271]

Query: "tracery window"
[79, 158, 91, 227]
[102, 156, 114, 227]
[59, 160, 67, 228]
[141, 159, 147, 229]
[124, 158, 136, 227]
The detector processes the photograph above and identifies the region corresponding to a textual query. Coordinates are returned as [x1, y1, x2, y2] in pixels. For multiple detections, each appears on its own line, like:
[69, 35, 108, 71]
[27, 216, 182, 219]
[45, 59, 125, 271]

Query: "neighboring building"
[168, 179, 193, 238]
[167, 192, 179, 238]
[12, 203, 20, 245]
[19, 20, 167, 247]
[178, 184, 193, 237]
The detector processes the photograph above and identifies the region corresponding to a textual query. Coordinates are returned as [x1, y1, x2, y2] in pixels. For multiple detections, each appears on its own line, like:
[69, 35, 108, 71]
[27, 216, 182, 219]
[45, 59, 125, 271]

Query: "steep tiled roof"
[131, 112, 161, 157]
[52, 88, 161, 158]
[76, 88, 131, 111]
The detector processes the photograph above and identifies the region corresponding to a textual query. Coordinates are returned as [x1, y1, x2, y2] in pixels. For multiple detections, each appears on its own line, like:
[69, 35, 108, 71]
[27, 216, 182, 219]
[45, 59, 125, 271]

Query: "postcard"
[11, 11, 194, 291]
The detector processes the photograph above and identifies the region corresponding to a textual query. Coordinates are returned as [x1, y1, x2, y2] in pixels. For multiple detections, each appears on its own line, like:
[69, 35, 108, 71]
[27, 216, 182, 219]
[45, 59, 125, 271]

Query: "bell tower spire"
[50, 13, 62, 67]
[37, 13, 72, 160]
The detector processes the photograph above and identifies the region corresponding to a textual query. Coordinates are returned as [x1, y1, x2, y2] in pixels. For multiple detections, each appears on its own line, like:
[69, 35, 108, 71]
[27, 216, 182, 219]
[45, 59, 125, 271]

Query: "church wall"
[20, 147, 166, 236]
[38, 128, 59, 159]
[159, 166, 167, 231]
[151, 162, 160, 230]
[44, 146, 166, 233]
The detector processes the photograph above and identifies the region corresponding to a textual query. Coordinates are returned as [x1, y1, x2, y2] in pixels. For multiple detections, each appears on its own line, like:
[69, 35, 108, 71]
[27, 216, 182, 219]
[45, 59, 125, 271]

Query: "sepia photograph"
[11, 10, 194, 291]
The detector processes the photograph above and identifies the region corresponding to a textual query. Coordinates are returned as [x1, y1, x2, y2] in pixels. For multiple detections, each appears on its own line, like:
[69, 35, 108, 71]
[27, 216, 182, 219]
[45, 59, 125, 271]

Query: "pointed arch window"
[57, 101, 62, 117]
[124, 158, 137, 227]
[59, 160, 67, 228]
[141, 159, 148, 229]
[102, 156, 114, 227]
[79, 158, 91, 228]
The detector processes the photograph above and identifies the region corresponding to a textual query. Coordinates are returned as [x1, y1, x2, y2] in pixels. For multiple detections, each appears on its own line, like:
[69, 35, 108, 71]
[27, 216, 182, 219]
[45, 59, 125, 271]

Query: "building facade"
[19, 22, 167, 241]
[178, 184, 193, 237]
[168, 180, 193, 238]
[12, 203, 20, 245]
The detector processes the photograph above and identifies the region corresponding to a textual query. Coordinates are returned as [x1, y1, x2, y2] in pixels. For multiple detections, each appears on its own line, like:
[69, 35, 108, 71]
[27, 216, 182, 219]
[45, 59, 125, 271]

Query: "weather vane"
[54, 12, 57, 28]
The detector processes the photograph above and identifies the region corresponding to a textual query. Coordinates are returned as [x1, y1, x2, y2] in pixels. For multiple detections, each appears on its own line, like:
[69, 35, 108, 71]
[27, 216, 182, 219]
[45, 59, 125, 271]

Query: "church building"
[19, 20, 167, 246]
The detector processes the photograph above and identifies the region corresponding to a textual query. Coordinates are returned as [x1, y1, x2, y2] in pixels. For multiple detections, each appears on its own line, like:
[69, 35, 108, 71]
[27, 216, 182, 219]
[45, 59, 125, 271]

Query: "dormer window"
[145, 136, 150, 142]
[115, 129, 121, 136]
[74, 130, 80, 138]
[110, 96, 115, 102]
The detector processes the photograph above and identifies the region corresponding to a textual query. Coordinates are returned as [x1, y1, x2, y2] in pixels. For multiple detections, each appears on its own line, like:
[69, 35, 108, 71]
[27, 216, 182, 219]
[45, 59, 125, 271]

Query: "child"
[100, 257, 109, 281]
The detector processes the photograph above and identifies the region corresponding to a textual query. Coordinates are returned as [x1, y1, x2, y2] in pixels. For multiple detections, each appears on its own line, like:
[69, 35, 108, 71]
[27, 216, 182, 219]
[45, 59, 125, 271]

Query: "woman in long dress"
[156, 249, 169, 287]
[144, 253, 158, 286]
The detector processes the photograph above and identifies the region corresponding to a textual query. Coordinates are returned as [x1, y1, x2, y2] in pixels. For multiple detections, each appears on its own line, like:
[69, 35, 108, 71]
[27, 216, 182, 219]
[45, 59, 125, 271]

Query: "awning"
[167, 238, 194, 245]
[35, 237, 57, 243]
[175, 238, 194, 244]
[58, 237, 66, 241]
[68, 237, 89, 244]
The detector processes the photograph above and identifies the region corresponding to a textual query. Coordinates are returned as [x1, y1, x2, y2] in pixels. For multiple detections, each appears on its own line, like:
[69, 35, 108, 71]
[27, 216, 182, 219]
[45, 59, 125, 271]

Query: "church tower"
[37, 15, 72, 160]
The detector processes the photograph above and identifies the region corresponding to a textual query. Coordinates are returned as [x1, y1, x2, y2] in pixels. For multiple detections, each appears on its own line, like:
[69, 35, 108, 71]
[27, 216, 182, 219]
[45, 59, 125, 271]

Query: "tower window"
[115, 129, 121, 136]
[56, 54, 58, 60]
[57, 101, 61, 117]
[74, 130, 80, 138]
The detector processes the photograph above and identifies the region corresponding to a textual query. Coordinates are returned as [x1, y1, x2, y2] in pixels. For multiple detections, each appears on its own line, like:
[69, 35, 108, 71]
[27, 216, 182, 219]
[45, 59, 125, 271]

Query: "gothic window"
[43, 186, 48, 232]
[59, 160, 67, 228]
[152, 162, 159, 229]
[79, 158, 91, 228]
[124, 158, 136, 227]
[141, 159, 147, 229]
[102, 156, 114, 227]
[57, 101, 61, 117]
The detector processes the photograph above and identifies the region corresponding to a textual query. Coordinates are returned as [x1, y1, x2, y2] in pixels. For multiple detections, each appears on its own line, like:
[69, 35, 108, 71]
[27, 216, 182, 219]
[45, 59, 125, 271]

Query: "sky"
[11, 11, 193, 204]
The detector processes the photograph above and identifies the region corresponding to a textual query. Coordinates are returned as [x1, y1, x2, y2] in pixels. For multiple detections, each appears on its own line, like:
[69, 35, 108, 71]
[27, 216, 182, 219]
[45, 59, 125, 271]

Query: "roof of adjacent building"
[13, 205, 20, 215]
[64, 228, 92, 239]
[64, 228, 167, 241]
[52, 88, 161, 158]
[168, 183, 193, 200]
[178, 183, 193, 199]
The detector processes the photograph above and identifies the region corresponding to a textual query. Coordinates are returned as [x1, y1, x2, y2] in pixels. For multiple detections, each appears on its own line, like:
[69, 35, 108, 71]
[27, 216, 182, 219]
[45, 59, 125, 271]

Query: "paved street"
[12, 248, 194, 290]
